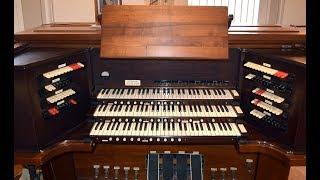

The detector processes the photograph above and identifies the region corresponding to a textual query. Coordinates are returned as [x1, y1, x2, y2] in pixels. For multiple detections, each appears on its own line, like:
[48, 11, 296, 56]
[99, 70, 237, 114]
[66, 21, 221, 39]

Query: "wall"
[21, 0, 43, 30]
[279, 0, 306, 25]
[52, 0, 95, 23]
[14, 0, 24, 33]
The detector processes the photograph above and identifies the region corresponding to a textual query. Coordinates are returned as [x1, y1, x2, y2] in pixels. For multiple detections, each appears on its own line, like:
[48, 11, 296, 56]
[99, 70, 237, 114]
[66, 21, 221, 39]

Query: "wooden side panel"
[255, 154, 290, 180]
[100, 6, 228, 59]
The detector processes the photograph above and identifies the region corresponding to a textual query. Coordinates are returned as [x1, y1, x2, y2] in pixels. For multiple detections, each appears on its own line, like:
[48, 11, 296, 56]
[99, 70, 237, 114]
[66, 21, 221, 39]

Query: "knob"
[114, 166, 120, 180]
[137, 138, 141, 141]
[230, 167, 237, 180]
[220, 168, 227, 180]
[210, 168, 217, 180]
[157, 138, 160, 142]
[178, 138, 181, 142]
[164, 138, 167, 142]
[108, 137, 112, 141]
[170, 138, 174, 142]
[130, 138, 134, 142]
[149, 138, 153, 142]
[103, 165, 109, 179]
[116, 137, 119, 141]
[93, 165, 100, 179]
[133, 167, 140, 180]
[124, 167, 130, 180]
[245, 159, 254, 173]
[123, 137, 126, 141]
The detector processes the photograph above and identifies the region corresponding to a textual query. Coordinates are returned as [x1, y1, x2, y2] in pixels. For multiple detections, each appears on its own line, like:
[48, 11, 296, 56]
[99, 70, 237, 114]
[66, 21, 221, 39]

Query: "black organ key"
[195, 123, 199, 131]
[218, 123, 223, 131]
[144, 122, 147, 131]
[209, 105, 213, 112]
[102, 105, 107, 111]
[194, 105, 198, 112]
[179, 122, 182, 131]
[216, 105, 221, 112]
[115, 122, 121, 130]
[183, 123, 187, 131]
[118, 105, 123, 112]
[126, 89, 130, 95]
[188, 89, 191, 95]
[203, 89, 207, 95]
[157, 105, 160, 112]
[94, 122, 100, 130]
[128, 122, 132, 130]
[226, 123, 232, 131]
[131, 89, 134, 95]
[206, 122, 211, 131]
[178, 89, 181, 95]
[197, 105, 202, 112]
[191, 123, 195, 131]
[120, 89, 124, 95]
[221, 89, 226, 95]
[130, 105, 133, 112]
[172, 122, 175, 131]
[112, 89, 116, 95]
[157, 88, 160, 94]
[135, 122, 139, 131]
[196, 89, 200, 95]
[156, 122, 159, 130]
[146, 88, 149, 94]
[207, 89, 211, 95]
[151, 122, 154, 130]
[123, 122, 127, 130]
[199, 123, 204, 131]
[125, 105, 129, 112]
[99, 121, 105, 130]
[204, 105, 209, 112]
[178, 105, 181, 112]
[189, 105, 193, 112]
[213, 89, 218, 95]
[183, 105, 186, 112]
[211, 122, 216, 130]
[168, 122, 171, 131]
[139, 122, 144, 131]
[217, 89, 222, 95]
[106, 121, 112, 130]
[182, 89, 186, 94]
[222, 123, 227, 131]
[220, 105, 225, 112]
[224, 105, 229, 112]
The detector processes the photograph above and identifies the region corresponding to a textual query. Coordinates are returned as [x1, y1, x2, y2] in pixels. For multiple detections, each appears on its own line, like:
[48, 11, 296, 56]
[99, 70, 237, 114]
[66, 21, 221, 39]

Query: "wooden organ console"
[14, 5, 305, 180]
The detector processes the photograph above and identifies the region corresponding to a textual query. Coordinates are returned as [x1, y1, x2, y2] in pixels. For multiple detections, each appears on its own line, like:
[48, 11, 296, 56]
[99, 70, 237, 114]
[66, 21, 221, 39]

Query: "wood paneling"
[100, 5, 229, 59]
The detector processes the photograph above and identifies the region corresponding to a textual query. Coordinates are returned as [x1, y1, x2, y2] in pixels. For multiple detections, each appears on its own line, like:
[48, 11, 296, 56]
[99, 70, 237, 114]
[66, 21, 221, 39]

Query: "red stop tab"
[255, 89, 265, 95]
[68, 63, 81, 70]
[69, 99, 77, 105]
[274, 71, 288, 79]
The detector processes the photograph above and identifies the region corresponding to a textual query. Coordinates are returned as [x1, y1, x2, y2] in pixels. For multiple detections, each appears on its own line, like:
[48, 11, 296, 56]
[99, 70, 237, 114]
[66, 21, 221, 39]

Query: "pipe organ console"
[14, 5, 306, 180]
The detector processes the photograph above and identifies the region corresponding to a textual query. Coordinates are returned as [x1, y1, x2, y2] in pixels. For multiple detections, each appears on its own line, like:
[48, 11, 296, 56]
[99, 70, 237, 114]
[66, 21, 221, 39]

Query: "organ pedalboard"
[241, 49, 306, 150]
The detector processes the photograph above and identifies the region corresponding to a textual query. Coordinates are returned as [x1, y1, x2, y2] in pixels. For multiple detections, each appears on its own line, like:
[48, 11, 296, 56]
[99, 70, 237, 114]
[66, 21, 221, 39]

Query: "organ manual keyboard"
[88, 47, 248, 144]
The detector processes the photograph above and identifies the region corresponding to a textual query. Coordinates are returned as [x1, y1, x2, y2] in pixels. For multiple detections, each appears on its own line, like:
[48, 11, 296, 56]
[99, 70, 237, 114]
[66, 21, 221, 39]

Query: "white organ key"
[93, 105, 101, 117]
[90, 122, 98, 136]
[234, 106, 243, 114]
[230, 123, 241, 136]
[237, 124, 247, 133]
[214, 123, 221, 136]
[98, 121, 107, 136]
[224, 89, 233, 99]
[231, 89, 239, 97]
